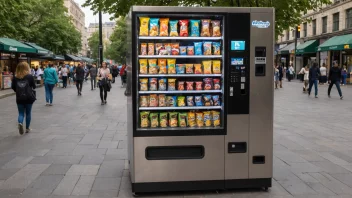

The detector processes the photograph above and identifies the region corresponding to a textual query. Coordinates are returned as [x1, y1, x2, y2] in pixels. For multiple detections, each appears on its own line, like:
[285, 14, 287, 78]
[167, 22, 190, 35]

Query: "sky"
[74, 0, 114, 26]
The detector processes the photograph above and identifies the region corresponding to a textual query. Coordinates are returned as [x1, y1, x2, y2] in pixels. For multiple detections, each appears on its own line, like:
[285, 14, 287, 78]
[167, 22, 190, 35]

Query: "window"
[322, 16, 327, 33]
[286, 30, 289, 40]
[312, 20, 317, 35]
[346, 9, 352, 29]
[333, 13, 339, 31]
[303, 23, 307, 37]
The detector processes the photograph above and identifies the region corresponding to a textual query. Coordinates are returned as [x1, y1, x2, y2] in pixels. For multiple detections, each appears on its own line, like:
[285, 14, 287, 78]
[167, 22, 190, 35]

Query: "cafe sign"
[9, 46, 17, 52]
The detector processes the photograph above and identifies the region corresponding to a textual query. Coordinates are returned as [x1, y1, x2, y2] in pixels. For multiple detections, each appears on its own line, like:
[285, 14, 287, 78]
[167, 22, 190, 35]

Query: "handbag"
[107, 81, 112, 92]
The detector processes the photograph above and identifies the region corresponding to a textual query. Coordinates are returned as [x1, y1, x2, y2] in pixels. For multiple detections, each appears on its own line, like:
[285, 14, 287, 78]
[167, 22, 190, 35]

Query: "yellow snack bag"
[194, 64, 202, 74]
[212, 111, 221, 127]
[212, 60, 221, 74]
[139, 59, 147, 74]
[140, 111, 150, 128]
[158, 59, 167, 74]
[150, 113, 159, 128]
[169, 112, 178, 127]
[196, 112, 204, 127]
[187, 112, 196, 127]
[139, 17, 149, 36]
[203, 111, 212, 127]
[203, 60, 212, 74]
[139, 78, 148, 91]
[148, 59, 158, 74]
[167, 59, 176, 74]
[159, 112, 168, 127]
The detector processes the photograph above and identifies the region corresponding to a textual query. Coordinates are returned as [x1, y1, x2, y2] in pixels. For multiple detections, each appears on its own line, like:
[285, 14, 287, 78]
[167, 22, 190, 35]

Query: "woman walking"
[61, 65, 68, 88]
[288, 64, 294, 82]
[299, 65, 309, 93]
[43, 64, 59, 106]
[11, 62, 36, 135]
[319, 63, 327, 85]
[75, 64, 85, 96]
[98, 62, 111, 105]
[274, 65, 279, 89]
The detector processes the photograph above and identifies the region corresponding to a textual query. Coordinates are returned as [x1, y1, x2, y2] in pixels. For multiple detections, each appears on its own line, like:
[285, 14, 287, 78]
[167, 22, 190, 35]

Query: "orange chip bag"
[194, 64, 202, 74]
[158, 59, 167, 74]
[140, 43, 147, 55]
[159, 18, 169, 36]
[148, 43, 154, 55]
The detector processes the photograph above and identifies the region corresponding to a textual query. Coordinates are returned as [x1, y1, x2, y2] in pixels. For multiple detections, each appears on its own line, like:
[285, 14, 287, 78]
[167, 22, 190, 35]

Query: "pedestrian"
[87, 63, 97, 90]
[319, 63, 327, 85]
[278, 64, 283, 88]
[328, 62, 343, 99]
[43, 64, 58, 106]
[112, 65, 119, 83]
[288, 64, 294, 82]
[299, 65, 309, 93]
[274, 65, 279, 89]
[98, 62, 111, 105]
[35, 66, 43, 85]
[61, 64, 68, 88]
[119, 64, 127, 88]
[308, 62, 320, 98]
[341, 65, 347, 86]
[69, 64, 74, 86]
[75, 64, 85, 96]
[11, 62, 36, 135]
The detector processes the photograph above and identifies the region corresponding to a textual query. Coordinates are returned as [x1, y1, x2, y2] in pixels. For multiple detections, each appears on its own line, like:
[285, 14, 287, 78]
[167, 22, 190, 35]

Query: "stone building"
[87, 22, 116, 42]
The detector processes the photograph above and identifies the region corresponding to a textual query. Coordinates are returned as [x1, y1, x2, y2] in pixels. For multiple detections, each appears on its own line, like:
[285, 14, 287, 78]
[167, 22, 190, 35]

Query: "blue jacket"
[43, 67, 58, 84]
[309, 67, 320, 81]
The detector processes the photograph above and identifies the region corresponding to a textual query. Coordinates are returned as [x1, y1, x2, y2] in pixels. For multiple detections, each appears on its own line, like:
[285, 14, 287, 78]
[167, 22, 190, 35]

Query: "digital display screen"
[231, 41, 245, 50]
[231, 58, 244, 65]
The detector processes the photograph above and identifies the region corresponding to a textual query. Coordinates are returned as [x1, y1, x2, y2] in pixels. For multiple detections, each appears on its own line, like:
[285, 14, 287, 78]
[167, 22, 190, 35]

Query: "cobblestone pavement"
[0, 80, 352, 198]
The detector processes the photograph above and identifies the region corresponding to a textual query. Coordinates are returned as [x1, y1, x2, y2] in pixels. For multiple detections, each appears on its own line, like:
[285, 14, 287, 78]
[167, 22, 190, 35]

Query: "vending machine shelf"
[139, 106, 222, 110]
[138, 55, 222, 59]
[139, 90, 222, 94]
[139, 36, 223, 40]
[139, 74, 222, 77]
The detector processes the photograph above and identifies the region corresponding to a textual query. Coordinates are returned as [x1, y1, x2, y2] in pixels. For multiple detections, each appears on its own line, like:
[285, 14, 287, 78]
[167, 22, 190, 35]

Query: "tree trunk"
[255, 0, 259, 7]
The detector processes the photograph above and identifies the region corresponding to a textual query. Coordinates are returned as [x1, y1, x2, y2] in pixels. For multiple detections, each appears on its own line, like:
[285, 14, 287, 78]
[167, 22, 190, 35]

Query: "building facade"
[87, 22, 116, 42]
[64, 0, 87, 56]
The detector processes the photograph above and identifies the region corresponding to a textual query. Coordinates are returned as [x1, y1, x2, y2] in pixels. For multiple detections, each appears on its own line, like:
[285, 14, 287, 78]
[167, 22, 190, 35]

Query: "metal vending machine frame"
[126, 6, 274, 193]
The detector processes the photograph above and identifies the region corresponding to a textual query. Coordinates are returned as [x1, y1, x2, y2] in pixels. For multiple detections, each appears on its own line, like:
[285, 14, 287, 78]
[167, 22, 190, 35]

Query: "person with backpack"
[111, 65, 119, 83]
[308, 62, 321, 98]
[328, 62, 343, 99]
[87, 63, 97, 90]
[43, 64, 59, 106]
[11, 62, 36, 135]
[75, 64, 85, 96]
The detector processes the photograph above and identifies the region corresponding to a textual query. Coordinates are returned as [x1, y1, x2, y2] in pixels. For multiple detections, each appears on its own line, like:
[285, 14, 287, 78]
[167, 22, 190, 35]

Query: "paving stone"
[79, 134, 103, 145]
[309, 172, 352, 195]
[90, 189, 119, 197]
[22, 175, 64, 195]
[92, 177, 121, 191]
[0, 169, 20, 180]
[71, 147, 107, 156]
[66, 165, 100, 176]
[52, 175, 80, 195]
[330, 173, 352, 188]
[98, 141, 119, 149]
[1, 156, 34, 169]
[97, 160, 125, 178]
[29, 156, 83, 165]
[311, 161, 351, 174]
[79, 155, 105, 165]
[71, 176, 95, 196]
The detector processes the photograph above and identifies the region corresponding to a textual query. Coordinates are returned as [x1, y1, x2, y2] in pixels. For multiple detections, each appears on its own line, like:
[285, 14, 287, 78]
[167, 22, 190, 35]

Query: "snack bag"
[139, 17, 149, 36]
[139, 95, 149, 107]
[190, 20, 200, 37]
[178, 81, 185, 90]
[195, 96, 203, 106]
[185, 64, 194, 74]
[195, 81, 203, 90]
[194, 64, 202, 74]
[212, 42, 221, 55]
[179, 20, 189, 37]
[149, 18, 159, 36]
[158, 59, 167, 74]
[211, 20, 221, 37]
[178, 112, 187, 127]
[165, 43, 172, 55]
[148, 43, 155, 55]
[203, 60, 212, 74]
[187, 96, 194, 106]
[159, 112, 168, 127]
[187, 112, 196, 127]
[203, 78, 213, 90]
[158, 78, 167, 91]
[201, 19, 211, 37]
[180, 46, 187, 55]
[169, 20, 178, 37]
[167, 59, 176, 74]
[194, 42, 203, 55]
[169, 112, 178, 127]
[171, 43, 180, 55]
[159, 94, 166, 107]
[176, 64, 185, 74]
[177, 96, 186, 107]
[203, 111, 212, 127]
[212, 111, 221, 127]
[149, 94, 158, 107]
[203, 95, 213, 106]
[148, 59, 158, 74]
[213, 79, 221, 90]
[203, 42, 212, 55]
[159, 18, 169, 36]
[196, 112, 204, 127]
[168, 78, 176, 91]
[139, 78, 148, 91]
[186, 81, 194, 90]
[140, 43, 147, 55]
[155, 43, 163, 55]
[212, 95, 221, 106]
[150, 113, 159, 128]
[212, 60, 221, 74]
[187, 46, 194, 55]
[139, 59, 148, 74]
[166, 96, 177, 107]
[140, 111, 150, 128]
[149, 78, 158, 91]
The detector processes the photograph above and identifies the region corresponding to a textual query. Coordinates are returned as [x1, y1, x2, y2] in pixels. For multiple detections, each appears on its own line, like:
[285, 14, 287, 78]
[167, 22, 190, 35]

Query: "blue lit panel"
[231, 58, 244, 65]
[231, 41, 245, 51]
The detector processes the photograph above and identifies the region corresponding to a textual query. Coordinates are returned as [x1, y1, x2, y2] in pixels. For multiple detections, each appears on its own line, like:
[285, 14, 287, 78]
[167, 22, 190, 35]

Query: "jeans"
[100, 85, 108, 101]
[44, 83, 55, 103]
[17, 104, 33, 129]
[342, 74, 347, 84]
[308, 80, 318, 96]
[76, 80, 83, 93]
[91, 77, 96, 89]
[62, 76, 68, 88]
[328, 81, 342, 97]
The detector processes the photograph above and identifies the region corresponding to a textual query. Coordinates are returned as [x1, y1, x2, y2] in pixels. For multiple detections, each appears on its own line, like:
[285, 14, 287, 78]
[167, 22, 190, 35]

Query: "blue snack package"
[167, 96, 177, 107]
[176, 64, 185, 74]
[169, 20, 178, 36]
[203, 41, 212, 55]
[187, 96, 194, 106]
[158, 78, 167, 91]
[195, 96, 203, 106]
[149, 18, 159, 36]
[203, 95, 213, 106]
[212, 42, 221, 55]
[190, 20, 200, 37]
[212, 95, 221, 106]
[180, 46, 187, 55]
[194, 42, 202, 55]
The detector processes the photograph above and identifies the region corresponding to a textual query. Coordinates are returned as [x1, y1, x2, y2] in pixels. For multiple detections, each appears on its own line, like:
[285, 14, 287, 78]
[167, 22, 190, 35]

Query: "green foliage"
[88, 31, 100, 59]
[105, 17, 127, 64]
[0, 0, 82, 54]
[83, 0, 331, 37]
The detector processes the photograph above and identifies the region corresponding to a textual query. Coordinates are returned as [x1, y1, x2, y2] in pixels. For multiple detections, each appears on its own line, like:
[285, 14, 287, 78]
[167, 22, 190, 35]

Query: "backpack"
[16, 78, 36, 102]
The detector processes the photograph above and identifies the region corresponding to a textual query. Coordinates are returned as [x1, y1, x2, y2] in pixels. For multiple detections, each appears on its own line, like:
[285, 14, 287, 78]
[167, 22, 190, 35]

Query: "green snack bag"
[178, 112, 187, 127]
[140, 111, 150, 128]
[159, 112, 168, 127]
[169, 112, 178, 127]
[150, 113, 159, 128]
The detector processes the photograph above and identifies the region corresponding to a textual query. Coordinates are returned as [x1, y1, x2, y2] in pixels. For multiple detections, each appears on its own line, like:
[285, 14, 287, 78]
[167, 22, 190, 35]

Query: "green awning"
[278, 43, 296, 55]
[0, 38, 36, 53]
[296, 40, 319, 54]
[25, 42, 51, 55]
[318, 34, 352, 52]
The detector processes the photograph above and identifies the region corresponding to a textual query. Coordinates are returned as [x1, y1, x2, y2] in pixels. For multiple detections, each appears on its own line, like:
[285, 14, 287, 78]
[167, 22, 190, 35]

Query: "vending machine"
[126, 6, 274, 193]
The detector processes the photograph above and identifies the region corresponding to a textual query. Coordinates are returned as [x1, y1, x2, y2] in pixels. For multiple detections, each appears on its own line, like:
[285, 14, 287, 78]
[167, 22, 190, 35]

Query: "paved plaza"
[0, 80, 352, 198]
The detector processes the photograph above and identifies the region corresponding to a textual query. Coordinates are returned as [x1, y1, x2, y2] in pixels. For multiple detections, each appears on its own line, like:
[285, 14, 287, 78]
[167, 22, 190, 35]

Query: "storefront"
[25, 42, 52, 69]
[64, 54, 82, 66]
[296, 39, 319, 68]
[278, 42, 296, 70]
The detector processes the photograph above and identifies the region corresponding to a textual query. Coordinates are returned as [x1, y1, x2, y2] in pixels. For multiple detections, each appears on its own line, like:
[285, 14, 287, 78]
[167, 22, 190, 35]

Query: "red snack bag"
[186, 81, 194, 90]
[171, 43, 180, 55]
[179, 20, 189, 37]
[178, 81, 185, 90]
[203, 78, 213, 90]
[213, 79, 221, 90]
[195, 81, 203, 90]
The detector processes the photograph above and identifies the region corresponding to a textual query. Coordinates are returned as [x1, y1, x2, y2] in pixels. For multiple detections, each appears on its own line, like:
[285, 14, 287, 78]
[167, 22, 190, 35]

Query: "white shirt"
[320, 67, 327, 76]
[36, 68, 43, 80]
[61, 68, 68, 77]
[289, 66, 294, 74]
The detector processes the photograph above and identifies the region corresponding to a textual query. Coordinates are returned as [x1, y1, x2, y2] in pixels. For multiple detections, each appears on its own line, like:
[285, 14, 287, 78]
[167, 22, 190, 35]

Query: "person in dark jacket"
[75, 64, 85, 96]
[278, 64, 283, 88]
[11, 62, 36, 135]
[86, 63, 97, 90]
[308, 62, 320, 98]
[328, 62, 343, 99]
[111, 65, 119, 83]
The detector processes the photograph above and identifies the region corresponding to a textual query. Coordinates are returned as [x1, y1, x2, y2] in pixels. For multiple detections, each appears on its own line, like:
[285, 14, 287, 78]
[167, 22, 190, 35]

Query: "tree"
[105, 17, 127, 64]
[88, 31, 100, 59]
[83, 0, 331, 37]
